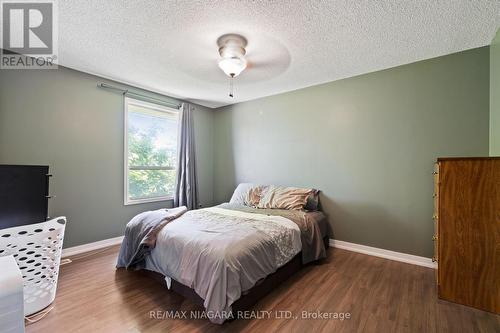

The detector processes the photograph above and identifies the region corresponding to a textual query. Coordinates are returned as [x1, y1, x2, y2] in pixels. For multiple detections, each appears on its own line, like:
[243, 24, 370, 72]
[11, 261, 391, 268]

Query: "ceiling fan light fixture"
[217, 34, 248, 98]
[218, 56, 247, 77]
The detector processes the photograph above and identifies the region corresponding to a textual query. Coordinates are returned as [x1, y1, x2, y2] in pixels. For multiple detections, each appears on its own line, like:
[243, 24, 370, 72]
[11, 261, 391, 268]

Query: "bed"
[117, 185, 330, 324]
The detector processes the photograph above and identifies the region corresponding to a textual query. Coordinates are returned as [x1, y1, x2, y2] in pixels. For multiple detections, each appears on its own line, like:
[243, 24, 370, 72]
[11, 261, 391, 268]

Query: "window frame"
[124, 97, 179, 205]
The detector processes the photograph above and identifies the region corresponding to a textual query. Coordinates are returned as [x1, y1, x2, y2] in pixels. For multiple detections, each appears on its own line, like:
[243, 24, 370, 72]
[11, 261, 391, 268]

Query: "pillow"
[245, 185, 268, 207]
[305, 190, 320, 211]
[257, 185, 317, 211]
[229, 183, 255, 205]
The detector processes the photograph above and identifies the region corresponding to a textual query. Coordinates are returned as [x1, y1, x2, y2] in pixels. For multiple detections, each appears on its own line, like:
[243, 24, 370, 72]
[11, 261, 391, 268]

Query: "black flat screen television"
[0, 165, 49, 230]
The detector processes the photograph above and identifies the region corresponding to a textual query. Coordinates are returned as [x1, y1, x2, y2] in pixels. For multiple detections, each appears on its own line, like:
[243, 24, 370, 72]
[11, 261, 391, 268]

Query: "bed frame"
[139, 236, 330, 318]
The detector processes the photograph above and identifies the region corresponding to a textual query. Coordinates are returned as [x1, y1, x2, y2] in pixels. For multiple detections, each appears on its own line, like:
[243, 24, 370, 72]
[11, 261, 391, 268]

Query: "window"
[124, 97, 178, 205]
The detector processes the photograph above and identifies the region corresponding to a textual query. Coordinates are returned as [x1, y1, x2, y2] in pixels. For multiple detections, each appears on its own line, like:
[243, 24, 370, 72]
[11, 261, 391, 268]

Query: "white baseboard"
[329, 239, 437, 269]
[62, 236, 124, 258]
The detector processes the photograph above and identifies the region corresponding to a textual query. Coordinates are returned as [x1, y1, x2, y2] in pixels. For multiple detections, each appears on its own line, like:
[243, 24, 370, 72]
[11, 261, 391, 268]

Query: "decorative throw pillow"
[257, 186, 316, 211]
[244, 185, 268, 207]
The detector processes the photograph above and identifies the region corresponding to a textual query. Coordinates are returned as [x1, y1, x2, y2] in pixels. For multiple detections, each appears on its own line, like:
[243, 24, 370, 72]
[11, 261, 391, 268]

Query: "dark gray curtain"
[174, 103, 199, 210]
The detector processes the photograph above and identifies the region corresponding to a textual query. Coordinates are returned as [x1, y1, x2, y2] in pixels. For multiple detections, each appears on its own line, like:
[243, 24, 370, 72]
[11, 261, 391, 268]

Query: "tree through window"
[124, 97, 178, 204]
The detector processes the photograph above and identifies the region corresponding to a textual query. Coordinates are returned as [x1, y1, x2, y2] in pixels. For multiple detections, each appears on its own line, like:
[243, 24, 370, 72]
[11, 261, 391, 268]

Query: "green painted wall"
[491, 29, 500, 156]
[0, 67, 214, 248]
[213, 47, 490, 258]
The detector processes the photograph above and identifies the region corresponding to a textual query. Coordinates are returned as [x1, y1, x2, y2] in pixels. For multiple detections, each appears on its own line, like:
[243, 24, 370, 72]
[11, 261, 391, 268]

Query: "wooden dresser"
[433, 157, 499, 314]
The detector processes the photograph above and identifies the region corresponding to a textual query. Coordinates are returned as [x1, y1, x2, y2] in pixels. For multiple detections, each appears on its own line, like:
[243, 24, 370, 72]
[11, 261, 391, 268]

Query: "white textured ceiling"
[59, 1, 500, 108]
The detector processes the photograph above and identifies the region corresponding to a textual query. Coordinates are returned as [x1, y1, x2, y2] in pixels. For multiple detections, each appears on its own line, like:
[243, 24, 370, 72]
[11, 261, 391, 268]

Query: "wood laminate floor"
[25, 246, 499, 333]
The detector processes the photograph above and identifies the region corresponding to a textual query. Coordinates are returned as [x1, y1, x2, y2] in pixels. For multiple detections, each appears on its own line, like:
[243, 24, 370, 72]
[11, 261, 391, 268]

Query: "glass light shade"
[218, 56, 247, 77]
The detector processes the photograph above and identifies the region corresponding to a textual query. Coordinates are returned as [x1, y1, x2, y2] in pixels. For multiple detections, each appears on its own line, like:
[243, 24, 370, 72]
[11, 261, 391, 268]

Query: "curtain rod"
[97, 83, 181, 109]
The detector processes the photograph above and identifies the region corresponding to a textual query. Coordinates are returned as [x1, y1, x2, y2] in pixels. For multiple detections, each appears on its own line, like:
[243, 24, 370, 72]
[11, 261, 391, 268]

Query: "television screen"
[0, 165, 49, 230]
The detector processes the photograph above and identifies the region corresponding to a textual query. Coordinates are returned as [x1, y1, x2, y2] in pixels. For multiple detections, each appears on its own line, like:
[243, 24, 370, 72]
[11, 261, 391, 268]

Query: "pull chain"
[229, 74, 234, 98]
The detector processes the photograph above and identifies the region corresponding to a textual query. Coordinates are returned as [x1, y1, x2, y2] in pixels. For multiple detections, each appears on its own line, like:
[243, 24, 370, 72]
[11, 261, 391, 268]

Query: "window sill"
[124, 196, 174, 206]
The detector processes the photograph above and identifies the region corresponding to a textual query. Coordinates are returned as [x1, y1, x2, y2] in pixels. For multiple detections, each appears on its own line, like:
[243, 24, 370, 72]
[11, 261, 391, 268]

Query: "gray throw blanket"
[116, 206, 187, 269]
